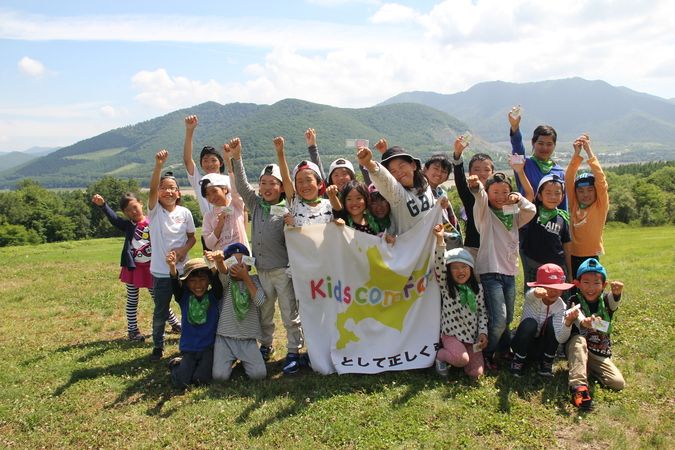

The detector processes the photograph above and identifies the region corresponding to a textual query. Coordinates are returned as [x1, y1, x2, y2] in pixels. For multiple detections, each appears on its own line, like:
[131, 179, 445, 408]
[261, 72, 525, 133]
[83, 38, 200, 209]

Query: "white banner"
[285, 205, 442, 374]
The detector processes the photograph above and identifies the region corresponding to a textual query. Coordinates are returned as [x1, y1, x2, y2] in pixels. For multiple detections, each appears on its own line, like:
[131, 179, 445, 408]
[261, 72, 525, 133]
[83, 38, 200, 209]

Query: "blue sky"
[1, 0, 674, 152]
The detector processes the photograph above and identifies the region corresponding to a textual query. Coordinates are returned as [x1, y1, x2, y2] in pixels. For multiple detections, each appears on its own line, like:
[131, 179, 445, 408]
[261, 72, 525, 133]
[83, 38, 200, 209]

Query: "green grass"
[0, 226, 673, 448]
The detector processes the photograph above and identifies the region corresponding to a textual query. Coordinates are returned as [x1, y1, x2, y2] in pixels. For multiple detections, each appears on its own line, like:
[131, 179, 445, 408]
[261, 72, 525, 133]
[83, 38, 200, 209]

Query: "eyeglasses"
[160, 187, 178, 192]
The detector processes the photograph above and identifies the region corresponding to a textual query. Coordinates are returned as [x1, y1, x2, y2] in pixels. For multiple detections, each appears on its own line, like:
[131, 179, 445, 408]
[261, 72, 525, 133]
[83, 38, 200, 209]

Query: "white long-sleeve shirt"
[472, 186, 536, 276]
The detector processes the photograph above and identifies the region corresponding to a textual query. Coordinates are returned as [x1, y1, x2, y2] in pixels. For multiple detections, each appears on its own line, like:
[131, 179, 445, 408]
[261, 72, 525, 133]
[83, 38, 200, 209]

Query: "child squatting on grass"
[432, 224, 488, 379]
[148, 150, 196, 361]
[211, 243, 267, 381]
[92, 192, 180, 341]
[509, 263, 574, 378]
[167, 254, 221, 390]
[553, 258, 625, 411]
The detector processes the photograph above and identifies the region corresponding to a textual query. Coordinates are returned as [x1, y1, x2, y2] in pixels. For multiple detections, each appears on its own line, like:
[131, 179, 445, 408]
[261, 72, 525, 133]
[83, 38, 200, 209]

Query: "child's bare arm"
[166, 251, 178, 278]
[149, 150, 168, 210]
[275, 136, 295, 200]
[183, 115, 198, 176]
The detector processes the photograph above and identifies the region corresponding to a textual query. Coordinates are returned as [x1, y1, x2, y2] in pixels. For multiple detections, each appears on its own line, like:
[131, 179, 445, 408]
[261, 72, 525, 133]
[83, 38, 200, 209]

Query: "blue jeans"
[480, 273, 515, 354]
[152, 276, 173, 349]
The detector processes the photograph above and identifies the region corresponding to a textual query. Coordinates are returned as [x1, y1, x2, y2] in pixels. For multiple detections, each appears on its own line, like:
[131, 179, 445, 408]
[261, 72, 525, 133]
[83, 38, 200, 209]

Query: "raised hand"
[508, 106, 521, 132]
[185, 115, 198, 131]
[356, 146, 373, 167]
[507, 192, 521, 205]
[305, 128, 316, 146]
[432, 223, 443, 238]
[326, 184, 339, 199]
[273, 136, 285, 155]
[374, 138, 388, 154]
[610, 280, 624, 297]
[467, 175, 481, 191]
[227, 137, 242, 159]
[453, 136, 466, 158]
[156, 149, 169, 164]
[91, 194, 105, 206]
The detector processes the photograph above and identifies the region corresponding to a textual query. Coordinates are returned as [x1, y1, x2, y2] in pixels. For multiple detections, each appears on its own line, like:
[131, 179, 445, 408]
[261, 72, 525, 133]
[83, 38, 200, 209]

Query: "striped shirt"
[216, 273, 266, 340]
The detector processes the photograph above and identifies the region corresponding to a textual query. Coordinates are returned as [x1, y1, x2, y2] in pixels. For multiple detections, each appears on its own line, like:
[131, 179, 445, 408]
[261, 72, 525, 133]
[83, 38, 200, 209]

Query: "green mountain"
[0, 100, 471, 188]
[0, 151, 37, 172]
[381, 77, 675, 161]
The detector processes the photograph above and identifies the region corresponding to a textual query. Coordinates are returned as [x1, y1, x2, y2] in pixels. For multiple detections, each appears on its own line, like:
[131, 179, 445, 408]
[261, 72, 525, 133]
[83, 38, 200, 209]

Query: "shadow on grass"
[47, 336, 580, 434]
[50, 336, 185, 415]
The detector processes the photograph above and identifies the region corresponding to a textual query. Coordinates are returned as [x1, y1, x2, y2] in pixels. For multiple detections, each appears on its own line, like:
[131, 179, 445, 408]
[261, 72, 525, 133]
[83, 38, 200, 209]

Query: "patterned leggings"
[125, 285, 179, 333]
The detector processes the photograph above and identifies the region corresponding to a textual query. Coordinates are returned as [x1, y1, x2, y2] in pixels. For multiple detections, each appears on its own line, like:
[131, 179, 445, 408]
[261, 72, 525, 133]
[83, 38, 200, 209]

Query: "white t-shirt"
[186, 168, 213, 216]
[291, 197, 333, 226]
[148, 203, 196, 276]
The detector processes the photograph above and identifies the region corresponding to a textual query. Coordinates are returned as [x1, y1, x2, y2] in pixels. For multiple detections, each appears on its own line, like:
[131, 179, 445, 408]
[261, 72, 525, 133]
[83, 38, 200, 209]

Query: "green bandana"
[532, 156, 555, 175]
[575, 292, 613, 335]
[260, 198, 285, 216]
[301, 197, 321, 205]
[348, 211, 381, 234]
[457, 284, 477, 313]
[491, 207, 513, 231]
[375, 215, 391, 231]
[187, 294, 210, 325]
[537, 207, 570, 226]
[230, 280, 251, 321]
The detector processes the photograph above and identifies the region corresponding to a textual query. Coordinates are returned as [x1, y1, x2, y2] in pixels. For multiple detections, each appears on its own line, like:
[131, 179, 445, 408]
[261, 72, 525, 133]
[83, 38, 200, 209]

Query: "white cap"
[292, 160, 323, 181]
[200, 173, 231, 198]
[328, 158, 355, 180]
[259, 163, 283, 183]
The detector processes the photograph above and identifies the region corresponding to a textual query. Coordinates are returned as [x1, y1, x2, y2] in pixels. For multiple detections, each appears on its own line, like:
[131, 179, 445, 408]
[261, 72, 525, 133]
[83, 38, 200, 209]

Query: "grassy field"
[0, 225, 673, 449]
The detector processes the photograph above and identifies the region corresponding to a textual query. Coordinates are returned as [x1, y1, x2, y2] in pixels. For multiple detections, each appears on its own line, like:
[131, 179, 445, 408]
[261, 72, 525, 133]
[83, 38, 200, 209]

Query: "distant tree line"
[0, 176, 202, 247]
[0, 162, 673, 247]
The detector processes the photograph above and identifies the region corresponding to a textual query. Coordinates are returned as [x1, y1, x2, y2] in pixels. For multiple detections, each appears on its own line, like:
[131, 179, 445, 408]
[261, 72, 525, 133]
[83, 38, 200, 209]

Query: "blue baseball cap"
[575, 172, 595, 188]
[576, 258, 607, 281]
[223, 242, 250, 259]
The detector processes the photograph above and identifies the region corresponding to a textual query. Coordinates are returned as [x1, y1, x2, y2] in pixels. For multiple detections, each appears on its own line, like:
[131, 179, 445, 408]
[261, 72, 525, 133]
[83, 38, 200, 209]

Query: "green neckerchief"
[575, 292, 613, 335]
[457, 284, 477, 313]
[230, 279, 251, 321]
[537, 207, 570, 226]
[187, 294, 210, 325]
[490, 207, 513, 231]
[348, 211, 381, 234]
[532, 156, 555, 175]
[300, 197, 321, 205]
[260, 198, 285, 216]
[375, 215, 391, 231]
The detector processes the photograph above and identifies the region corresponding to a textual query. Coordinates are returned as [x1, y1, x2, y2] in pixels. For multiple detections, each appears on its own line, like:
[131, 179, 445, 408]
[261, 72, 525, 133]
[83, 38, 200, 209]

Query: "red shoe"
[571, 385, 593, 411]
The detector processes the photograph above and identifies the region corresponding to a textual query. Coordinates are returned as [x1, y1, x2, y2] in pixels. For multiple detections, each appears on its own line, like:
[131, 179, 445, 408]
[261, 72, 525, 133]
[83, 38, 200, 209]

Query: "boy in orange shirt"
[565, 134, 609, 278]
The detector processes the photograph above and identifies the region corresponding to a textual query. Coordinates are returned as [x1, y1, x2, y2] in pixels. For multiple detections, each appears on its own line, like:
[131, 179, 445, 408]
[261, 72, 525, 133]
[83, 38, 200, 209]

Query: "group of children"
[92, 110, 624, 411]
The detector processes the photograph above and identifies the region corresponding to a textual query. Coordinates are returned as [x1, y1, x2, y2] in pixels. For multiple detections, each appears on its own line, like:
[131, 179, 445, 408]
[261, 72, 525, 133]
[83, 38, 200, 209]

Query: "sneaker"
[483, 352, 498, 372]
[168, 356, 182, 370]
[128, 330, 146, 342]
[435, 359, 449, 378]
[282, 353, 301, 375]
[150, 347, 163, 361]
[259, 345, 275, 362]
[169, 323, 182, 334]
[509, 355, 526, 377]
[571, 385, 593, 411]
[538, 357, 554, 377]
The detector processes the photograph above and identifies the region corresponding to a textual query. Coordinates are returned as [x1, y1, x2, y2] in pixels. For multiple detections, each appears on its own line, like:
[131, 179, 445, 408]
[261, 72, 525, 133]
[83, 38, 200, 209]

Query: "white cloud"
[369, 3, 420, 24]
[131, 69, 229, 110]
[17, 56, 46, 78]
[99, 105, 127, 118]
